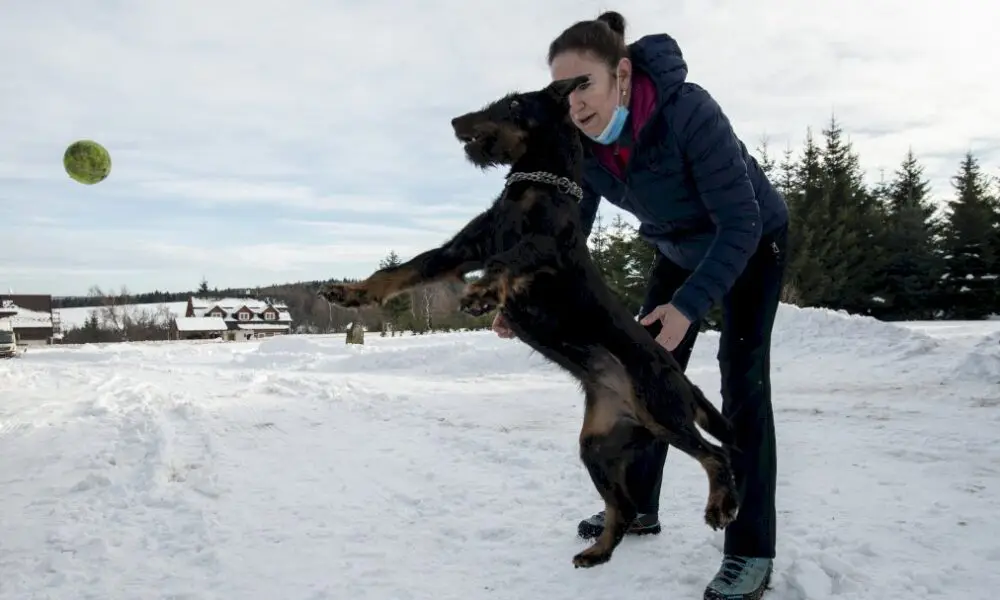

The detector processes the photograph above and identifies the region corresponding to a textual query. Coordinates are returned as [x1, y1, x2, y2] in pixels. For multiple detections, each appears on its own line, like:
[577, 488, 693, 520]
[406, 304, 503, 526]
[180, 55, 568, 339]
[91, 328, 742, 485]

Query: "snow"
[189, 296, 293, 323]
[0, 300, 54, 328]
[9, 305, 53, 328]
[189, 296, 288, 312]
[1, 304, 999, 599]
[56, 301, 189, 330]
[173, 317, 228, 332]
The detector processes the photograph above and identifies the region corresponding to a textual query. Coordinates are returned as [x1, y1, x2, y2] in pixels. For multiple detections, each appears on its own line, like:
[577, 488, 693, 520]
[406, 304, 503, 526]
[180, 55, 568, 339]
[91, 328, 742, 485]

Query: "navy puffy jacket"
[577, 33, 788, 322]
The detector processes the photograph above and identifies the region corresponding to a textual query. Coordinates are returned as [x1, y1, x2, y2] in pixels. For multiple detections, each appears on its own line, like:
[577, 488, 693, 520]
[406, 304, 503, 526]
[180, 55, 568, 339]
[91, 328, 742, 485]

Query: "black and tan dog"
[318, 75, 739, 569]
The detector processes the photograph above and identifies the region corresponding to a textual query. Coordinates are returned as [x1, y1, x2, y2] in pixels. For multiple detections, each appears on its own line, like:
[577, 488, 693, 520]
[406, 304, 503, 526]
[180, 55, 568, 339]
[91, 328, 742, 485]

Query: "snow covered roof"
[2, 304, 54, 328]
[173, 317, 228, 332]
[0, 299, 18, 317]
[189, 296, 289, 311]
[189, 296, 293, 324]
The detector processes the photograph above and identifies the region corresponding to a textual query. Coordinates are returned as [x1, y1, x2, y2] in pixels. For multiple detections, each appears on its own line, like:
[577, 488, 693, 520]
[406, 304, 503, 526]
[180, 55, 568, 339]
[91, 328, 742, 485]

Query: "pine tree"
[939, 152, 1000, 318]
[626, 232, 658, 302]
[754, 135, 777, 179]
[588, 214, 610, 271]
[991, 173, 1000, 315]
[783, 128, 826, 305]
[587, 214, 658, 315]
[776, 146, 798, 200]
[877, 148, 945, 319]
[770, 145, 803, 305]
[601, 216, 644, 312]
[378, 250, 412, 330]
[817, 115, 889, 314]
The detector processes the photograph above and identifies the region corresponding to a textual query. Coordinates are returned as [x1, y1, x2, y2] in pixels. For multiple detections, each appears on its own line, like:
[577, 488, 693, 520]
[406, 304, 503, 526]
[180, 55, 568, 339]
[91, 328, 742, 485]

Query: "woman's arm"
[668, 85, 763, 323]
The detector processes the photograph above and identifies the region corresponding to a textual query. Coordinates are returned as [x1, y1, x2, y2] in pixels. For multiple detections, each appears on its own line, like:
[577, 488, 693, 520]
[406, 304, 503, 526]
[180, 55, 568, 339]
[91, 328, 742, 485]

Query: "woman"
[491, 11, 788, 600]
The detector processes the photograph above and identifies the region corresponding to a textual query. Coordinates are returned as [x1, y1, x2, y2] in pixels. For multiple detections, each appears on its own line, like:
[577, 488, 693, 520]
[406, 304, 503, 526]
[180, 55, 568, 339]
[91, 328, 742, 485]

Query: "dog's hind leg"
[632, 368, 740, 530]
[320, 209, 495, 308]
[649, 420, 739, 531]
[691, 384, 735, 447]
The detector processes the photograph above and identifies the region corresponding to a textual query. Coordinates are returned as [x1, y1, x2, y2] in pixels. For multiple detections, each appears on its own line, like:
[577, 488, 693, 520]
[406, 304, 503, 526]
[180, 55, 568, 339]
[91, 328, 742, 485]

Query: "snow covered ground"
[1, 304, 998, 600]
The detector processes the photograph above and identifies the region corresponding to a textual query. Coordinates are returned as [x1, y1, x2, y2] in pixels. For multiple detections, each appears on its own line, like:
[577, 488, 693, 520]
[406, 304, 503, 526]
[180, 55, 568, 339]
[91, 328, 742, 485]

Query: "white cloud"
[1, 0, 998, 295]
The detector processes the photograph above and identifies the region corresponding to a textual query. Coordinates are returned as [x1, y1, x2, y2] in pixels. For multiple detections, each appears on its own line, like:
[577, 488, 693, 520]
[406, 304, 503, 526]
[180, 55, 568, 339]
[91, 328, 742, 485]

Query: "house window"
[264, 311, 276, 320]
[238, 312, 251, 321]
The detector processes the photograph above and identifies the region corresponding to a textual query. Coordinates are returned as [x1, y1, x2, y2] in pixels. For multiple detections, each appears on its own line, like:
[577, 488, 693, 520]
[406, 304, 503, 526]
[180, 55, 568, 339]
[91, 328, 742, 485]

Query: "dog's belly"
[500, 290, 611, 381]
[501, 282, 683, 390]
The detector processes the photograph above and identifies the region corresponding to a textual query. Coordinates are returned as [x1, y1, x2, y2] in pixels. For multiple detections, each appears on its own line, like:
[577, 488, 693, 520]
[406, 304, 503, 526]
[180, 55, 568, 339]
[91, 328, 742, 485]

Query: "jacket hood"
[628, 33, 688, 105]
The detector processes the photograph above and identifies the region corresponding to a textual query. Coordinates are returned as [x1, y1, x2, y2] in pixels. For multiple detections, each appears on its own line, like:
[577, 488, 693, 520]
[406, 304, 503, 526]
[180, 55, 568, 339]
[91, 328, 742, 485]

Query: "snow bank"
[242, 330, 556, 377]
[952, 331, 1000, 384]
[771, 303, 939, 360]
[242, 303, 941, 379]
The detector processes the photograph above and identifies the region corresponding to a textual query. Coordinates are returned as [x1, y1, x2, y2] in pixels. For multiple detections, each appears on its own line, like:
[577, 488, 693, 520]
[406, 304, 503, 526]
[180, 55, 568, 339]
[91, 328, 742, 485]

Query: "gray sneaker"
[576, 510, 661, 539]
[703, 555, 773, 600]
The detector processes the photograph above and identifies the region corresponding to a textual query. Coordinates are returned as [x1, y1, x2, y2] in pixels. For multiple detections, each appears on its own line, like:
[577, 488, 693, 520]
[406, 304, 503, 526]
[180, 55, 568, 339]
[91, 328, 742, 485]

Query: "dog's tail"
[693, 385, 735, 448]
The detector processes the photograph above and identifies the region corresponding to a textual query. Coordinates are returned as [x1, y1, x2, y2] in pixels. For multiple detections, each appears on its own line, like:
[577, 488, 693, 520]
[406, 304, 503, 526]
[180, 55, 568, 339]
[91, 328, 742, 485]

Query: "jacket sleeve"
[669, 85, 762, 323]
[577, 178, 601, 239]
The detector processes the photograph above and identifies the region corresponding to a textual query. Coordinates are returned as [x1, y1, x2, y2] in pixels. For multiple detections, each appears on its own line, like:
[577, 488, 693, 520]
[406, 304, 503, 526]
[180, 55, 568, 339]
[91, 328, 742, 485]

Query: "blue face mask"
[589, 105, 629, 144]
[587, 73, 629, 145]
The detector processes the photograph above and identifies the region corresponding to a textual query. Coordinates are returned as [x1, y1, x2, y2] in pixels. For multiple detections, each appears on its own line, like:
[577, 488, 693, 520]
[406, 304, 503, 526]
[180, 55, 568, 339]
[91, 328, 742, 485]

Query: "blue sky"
[2, 0, 998, 297]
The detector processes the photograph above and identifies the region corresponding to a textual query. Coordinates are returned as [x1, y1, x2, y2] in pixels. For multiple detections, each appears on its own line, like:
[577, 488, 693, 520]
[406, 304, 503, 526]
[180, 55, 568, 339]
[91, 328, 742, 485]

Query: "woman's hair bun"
[596, 11, 626, 37]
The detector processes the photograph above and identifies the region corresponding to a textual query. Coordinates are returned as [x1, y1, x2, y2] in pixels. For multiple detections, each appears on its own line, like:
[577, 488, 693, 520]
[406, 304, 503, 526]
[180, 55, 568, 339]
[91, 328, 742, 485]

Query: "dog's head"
[450, 75, 590, 169]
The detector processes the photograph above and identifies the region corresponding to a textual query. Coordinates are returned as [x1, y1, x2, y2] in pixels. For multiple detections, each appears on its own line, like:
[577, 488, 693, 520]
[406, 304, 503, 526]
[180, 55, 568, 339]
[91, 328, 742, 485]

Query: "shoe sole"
[577, 521, 662, 539]
[703, 568, 772, 600]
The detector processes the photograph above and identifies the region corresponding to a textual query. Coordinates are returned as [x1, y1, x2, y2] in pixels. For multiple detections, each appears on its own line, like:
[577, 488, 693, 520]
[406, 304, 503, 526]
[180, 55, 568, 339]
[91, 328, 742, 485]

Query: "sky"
[1, 0, 998, 297]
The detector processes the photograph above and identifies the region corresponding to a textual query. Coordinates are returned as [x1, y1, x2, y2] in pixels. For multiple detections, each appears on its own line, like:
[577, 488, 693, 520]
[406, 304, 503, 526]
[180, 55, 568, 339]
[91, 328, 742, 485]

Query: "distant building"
[168, 316, 229, 341]
[0, 294, 59, 345]
[170, 296, 293, 340]
[0, 302, 16, 323]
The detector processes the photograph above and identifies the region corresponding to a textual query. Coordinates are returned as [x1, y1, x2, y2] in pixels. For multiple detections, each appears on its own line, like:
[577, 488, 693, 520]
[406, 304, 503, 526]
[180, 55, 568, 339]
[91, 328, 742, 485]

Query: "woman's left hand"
[639, 303, 691, 351]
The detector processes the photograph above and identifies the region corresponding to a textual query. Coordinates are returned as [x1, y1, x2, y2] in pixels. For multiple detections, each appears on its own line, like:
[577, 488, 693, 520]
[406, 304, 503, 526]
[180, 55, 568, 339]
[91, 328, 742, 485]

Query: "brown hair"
[547, 11, 629, 70]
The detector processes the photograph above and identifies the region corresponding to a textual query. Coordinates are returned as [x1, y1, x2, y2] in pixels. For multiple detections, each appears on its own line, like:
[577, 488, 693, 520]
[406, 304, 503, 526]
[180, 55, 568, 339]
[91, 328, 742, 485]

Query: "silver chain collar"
[504, 171, 583, 201]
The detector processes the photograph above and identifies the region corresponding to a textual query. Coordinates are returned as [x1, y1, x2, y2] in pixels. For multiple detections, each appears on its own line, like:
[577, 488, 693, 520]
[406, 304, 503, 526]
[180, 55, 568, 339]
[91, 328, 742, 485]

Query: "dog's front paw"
[459, 281, 498, 316]
[572, 545, 612, 569]
[319, 282, 378, 308]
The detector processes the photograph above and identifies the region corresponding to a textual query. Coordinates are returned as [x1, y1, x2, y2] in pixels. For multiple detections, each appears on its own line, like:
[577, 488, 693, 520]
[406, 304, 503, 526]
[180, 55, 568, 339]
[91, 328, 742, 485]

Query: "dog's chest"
[490, 199, 532, 251]
[491, 222, 521, 253]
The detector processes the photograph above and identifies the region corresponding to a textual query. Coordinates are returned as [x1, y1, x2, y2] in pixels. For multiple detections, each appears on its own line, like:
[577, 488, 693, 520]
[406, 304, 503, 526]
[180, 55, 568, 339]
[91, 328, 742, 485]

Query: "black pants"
[629, 223, 787, 559]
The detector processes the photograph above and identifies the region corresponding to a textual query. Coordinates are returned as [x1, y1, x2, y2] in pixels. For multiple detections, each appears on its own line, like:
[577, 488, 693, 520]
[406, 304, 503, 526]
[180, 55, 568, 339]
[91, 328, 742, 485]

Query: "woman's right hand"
[491, 312, 515, 338]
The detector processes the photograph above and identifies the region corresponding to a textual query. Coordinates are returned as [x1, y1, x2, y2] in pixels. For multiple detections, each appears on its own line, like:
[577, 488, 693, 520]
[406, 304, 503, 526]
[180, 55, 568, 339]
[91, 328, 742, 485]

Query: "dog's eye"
[510, 100, 519, 109]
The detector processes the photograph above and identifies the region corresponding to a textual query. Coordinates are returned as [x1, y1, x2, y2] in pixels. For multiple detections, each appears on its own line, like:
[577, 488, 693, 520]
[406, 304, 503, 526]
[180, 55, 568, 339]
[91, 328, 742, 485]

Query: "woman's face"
[549, 50, 630, 138]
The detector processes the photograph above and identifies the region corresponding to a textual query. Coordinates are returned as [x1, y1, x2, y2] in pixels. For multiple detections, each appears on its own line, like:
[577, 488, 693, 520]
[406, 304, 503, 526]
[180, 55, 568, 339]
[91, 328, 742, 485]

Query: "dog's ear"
[546, 75, 590, 101]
